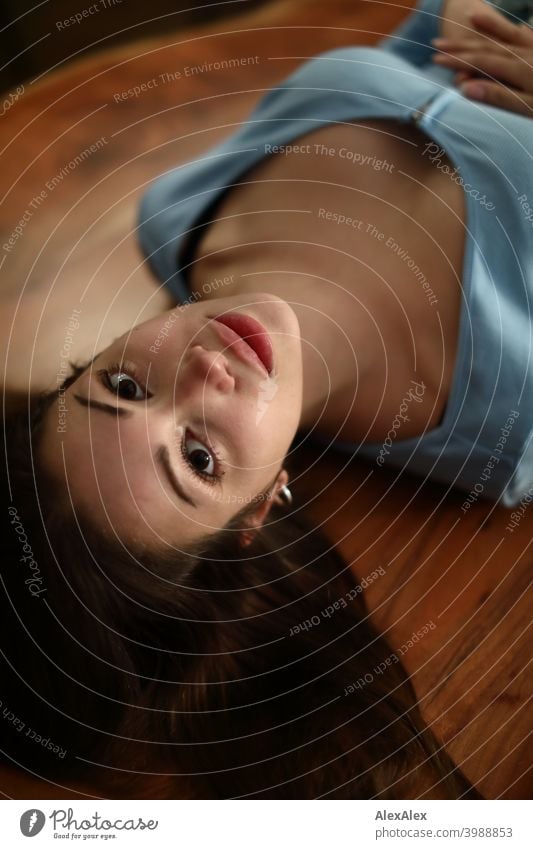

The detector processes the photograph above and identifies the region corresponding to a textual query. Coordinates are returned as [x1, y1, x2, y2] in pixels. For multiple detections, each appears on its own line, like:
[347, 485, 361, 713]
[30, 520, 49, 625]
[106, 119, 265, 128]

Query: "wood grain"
[1, 0, 531, 800]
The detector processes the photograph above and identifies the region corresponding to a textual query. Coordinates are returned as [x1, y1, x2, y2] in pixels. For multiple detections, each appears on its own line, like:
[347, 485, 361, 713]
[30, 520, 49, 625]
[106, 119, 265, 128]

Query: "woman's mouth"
[210, 312, 274, 376]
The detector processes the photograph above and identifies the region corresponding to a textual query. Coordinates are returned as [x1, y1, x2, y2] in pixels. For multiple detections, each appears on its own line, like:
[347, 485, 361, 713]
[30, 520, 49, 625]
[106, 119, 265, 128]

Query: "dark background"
[0, 0, 266, 93]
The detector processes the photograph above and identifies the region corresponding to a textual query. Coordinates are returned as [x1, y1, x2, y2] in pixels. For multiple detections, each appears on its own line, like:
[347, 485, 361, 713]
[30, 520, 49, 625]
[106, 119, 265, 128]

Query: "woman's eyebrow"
[156, 445, 198, 509]
[73, 394, 132, 418]
[73, 393, 197, 508]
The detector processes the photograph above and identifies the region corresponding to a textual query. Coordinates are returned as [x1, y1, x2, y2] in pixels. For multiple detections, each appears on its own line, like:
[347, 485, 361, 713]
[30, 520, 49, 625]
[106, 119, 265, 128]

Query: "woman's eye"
[183, 434, 215, 478]
[106, 371, 146, 401]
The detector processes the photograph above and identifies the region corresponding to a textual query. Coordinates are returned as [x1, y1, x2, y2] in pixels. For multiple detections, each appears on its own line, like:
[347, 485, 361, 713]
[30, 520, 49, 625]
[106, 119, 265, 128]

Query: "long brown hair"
[0, 367, 480, 799]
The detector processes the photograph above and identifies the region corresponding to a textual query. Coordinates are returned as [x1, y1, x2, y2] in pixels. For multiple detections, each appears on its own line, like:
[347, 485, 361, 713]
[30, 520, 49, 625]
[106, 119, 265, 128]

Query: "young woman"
[136, 0, 533, 509]
[1, 0, 530, 798]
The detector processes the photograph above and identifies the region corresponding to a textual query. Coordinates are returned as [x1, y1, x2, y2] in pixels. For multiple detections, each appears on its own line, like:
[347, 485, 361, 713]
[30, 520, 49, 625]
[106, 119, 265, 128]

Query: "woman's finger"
[434, 50, 528, 89]
[432, 37, 512, 55]
[431, 38, 509, 53]
[469, 11, 533, 46]
[461, 79, 533, 117]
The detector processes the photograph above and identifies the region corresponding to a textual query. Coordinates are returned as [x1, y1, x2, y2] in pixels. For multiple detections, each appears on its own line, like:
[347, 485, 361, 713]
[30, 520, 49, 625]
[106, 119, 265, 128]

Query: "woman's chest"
[191, 119, 467, 439]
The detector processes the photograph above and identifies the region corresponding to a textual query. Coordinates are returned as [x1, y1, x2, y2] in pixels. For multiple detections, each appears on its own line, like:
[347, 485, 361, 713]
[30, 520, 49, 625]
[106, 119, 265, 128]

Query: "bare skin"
[36, 110, 468, 548]
[434, 9, 533, 117]
[187, 116, 466, 445]
[38, 293, 302, 548]
[2, 0, 514, 545]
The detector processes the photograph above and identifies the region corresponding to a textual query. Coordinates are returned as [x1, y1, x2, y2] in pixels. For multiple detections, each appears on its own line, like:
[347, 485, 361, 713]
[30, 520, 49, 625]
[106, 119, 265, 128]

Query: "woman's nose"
[180, 344, 235, 394]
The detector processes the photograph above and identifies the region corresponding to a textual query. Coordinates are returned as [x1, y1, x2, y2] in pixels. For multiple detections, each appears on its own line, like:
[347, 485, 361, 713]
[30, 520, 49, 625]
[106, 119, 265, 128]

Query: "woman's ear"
[239, 469, 289, 548]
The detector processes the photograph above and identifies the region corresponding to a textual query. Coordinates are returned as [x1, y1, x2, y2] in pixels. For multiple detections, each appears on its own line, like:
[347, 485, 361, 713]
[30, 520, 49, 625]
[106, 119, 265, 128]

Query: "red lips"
[212, 312, 274, 376]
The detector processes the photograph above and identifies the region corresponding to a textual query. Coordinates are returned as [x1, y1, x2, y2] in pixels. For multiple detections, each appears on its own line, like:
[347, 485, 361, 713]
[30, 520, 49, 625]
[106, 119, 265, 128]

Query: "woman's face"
[40, 293, 303, 547]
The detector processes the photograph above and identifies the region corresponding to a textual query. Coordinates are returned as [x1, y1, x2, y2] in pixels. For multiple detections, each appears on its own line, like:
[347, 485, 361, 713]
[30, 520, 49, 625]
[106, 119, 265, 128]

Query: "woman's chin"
[252, 293, 301, 336]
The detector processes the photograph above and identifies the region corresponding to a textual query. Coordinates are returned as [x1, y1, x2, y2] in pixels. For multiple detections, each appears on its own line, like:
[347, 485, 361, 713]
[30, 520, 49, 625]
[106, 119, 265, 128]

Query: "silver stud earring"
[278, 484, 293, 506]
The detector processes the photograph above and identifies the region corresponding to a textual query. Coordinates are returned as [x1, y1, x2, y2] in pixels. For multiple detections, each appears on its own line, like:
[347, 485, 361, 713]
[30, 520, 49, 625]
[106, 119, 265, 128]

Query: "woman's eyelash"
[97, 361, 150, 398]
[180, 431, 225, 486]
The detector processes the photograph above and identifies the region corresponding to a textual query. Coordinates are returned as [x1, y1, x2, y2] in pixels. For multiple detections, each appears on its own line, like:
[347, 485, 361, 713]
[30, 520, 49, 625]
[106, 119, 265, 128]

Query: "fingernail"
[461, 82, 485, 100]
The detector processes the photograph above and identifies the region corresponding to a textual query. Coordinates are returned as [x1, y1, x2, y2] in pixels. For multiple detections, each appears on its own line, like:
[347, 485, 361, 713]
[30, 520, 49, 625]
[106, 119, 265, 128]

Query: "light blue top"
[138, 0, 533, 507]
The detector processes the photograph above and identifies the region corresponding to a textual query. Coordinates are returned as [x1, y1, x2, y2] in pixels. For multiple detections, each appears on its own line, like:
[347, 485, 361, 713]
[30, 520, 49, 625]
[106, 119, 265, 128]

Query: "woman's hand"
[438, 0, 505, 41]
[431, 11, 533, 117]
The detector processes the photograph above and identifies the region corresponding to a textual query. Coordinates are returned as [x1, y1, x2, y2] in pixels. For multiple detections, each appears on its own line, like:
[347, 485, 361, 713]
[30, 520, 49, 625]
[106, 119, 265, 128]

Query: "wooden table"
[0, 0, 530, 799]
